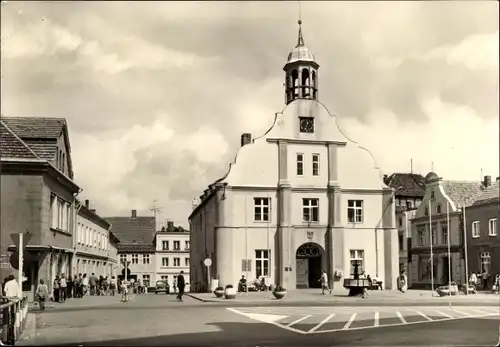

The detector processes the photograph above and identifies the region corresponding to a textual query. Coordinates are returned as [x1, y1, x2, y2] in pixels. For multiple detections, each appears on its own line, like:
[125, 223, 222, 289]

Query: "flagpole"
[244, 196, 248, 293]
[267, 192, 271, 280]
[429, 199, 434, 295]
[446, 201, 451, 297]
[463, 206, 470, 295]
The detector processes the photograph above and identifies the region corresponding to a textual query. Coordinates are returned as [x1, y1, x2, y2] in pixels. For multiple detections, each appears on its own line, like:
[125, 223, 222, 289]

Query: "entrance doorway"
[295, 242, 324, 289]
[442, 256, 451, 285]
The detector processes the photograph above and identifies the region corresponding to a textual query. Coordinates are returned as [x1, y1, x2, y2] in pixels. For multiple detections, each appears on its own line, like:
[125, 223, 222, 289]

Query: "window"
[407, 200, 413, 209]
[347, 200, 363, 223]
[349, 250, 364, 274]
[419, 257, 437, 281]
[424, 207, 429, 216]
[131, 254, 139, 264]
[98, 233, 102, 248]
[185, 258, 190, 267]
[50, 195, 57, 228]
[143, 254, 150, 264]
[77, 222, 81, 243]
[488, 219, 497, 236]
[312, 154, 319, 176]
[162, 257, 169, 267]
[174, 258, 181, 267]
[436, 204, 442, 214]
[472, 221, 480, 238]
[161, 275, 168, 281]
[254, 198, 270, 222]
[66, 204, 70, 232]
[142, 275, 150, 287]
[173, 241, 180, 250]
[398, 217, 403, 227]
[255, 250, 270, 277]
[58, 199, 64, 230]
[398, 235, 403, 251]
[120, 254, 127, 263]
[480, 252, 491, 272]
[162, 241, 169, 250]
[430, 191, 435, 200]
[296, 153, 304, 175]
[302, 198, 319, 222]
[441, 225, 448, 244]
[299, 117, 314, 133]
[418, 227, 424, 246]
[431, 225, 437, 245]
[185, 241, 190, 250]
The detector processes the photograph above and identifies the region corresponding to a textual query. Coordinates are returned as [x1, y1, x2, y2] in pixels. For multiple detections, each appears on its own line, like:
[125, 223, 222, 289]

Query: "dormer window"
[299, 117, 314, 133]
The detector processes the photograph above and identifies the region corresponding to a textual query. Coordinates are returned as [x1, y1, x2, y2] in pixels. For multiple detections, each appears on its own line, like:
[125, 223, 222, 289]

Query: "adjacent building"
[189, 22, 399, 292]
[1, 117, 80, 300]
[410, 172, 484, 289]
[105, 210, 156, 287]
[155, 221, 191, 291]
[384, 173, 425, 287]
[465, 176, 499, 281]
[74, 199, 120, 278]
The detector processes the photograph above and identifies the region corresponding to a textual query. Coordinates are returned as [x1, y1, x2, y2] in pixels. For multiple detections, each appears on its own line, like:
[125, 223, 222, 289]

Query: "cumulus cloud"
[1, 1, 498, 227]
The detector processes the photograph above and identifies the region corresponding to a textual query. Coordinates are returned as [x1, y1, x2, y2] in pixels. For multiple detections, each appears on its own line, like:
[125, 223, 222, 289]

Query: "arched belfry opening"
[283, 20, 320, 105]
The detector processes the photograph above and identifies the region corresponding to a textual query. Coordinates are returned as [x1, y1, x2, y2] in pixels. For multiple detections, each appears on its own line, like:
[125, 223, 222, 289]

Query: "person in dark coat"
[176, 271, 185, 302]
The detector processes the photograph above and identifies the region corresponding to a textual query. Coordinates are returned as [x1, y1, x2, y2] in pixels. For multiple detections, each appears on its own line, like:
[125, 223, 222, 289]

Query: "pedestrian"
[110, 276, 117, 296]
[59, 274, 67, 302]
[176, 271, 186, 302]
[3, 274, 19, 299]
[319, 270, 332, 295]
[399, 270, 408, 293]
[82, 274, 89, 296]
[36, 279, 49, 310]
[53, 275, 60, 302]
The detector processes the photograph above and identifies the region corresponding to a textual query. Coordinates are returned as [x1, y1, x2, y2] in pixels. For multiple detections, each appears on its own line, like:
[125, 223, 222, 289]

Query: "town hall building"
[189, 21, 399, 292]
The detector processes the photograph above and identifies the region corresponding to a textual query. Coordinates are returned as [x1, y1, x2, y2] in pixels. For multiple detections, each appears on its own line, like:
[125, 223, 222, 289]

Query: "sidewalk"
[186, 288, 500, 306]
[29, 294, 125, 311]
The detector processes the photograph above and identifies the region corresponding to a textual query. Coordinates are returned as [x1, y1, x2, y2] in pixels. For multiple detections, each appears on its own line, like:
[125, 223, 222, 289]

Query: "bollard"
[1, 306, 9, 343]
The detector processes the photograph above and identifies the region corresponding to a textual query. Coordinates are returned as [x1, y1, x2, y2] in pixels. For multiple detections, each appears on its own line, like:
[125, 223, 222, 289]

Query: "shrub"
[215, 286, 224, 291]
[225, 284, 233, 289]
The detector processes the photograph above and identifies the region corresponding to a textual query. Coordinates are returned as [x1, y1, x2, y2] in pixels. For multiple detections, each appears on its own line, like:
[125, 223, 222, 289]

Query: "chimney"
[85, 199, 89, 209]
[484, 175, 492, 188]
[241, 133, 252, 147]
[167, 221, 174, 232]
[131, 209, 137, 219]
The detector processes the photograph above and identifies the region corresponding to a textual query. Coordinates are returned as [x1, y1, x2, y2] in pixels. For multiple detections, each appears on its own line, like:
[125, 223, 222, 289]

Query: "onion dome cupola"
[283, 20, 319, 105]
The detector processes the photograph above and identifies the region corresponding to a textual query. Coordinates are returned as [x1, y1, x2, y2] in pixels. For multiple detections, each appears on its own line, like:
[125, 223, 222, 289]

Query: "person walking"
[59, 274, 67, 302]
[319, 270, 332, 295]
[176, 271, 186, 302]
[36, 279, 49, 310]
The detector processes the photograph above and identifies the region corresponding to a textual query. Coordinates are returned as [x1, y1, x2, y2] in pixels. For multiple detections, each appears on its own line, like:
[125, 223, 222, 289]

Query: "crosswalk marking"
[309, 313, 335, 333]
[396, 311, 407, 324]
[374, 312, 379, 326]
[434, 310, 453, 319]
[451, 309, 472, 317]
[342, 313, 357, 330]
[287, 315, 311, 327]
[415, 311, 432, 321]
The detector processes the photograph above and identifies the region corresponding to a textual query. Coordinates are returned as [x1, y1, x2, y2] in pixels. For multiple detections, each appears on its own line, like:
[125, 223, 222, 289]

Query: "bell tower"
[283, 20, 320, 105]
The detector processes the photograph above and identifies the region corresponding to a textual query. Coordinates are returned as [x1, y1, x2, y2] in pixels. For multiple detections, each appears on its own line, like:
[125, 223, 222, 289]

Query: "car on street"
[154, 280, 170, 294]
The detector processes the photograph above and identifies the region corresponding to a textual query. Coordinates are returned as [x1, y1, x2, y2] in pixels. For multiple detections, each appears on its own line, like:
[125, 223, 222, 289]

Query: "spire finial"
[296, 1, 304, 47]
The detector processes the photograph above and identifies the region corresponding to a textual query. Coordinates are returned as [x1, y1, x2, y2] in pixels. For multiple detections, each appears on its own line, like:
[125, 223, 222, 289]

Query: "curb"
[185, 293, 208, 302]
[16, 313, 36, 346]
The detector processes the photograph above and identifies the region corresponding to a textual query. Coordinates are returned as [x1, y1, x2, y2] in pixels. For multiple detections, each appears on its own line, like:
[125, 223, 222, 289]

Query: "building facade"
[384, 173, 425, 288]
[74, 199, 119, 278]
[465, 176, 499, 284]
[189, 22, 399, 292]
[155, 221, 190, 291]
[410, 172, 484, 289]
[1, 117, 81, 300]
[105, 210, 156, 287]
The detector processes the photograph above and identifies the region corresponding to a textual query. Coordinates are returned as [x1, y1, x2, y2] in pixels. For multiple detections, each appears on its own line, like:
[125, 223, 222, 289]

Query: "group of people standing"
[49, 273, 118, 302]
[469, 271, 500, 293]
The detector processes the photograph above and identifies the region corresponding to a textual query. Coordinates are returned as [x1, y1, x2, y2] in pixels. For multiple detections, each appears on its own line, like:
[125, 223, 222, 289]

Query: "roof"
[104, 216, 156, 251]
[1, 117, 65, 139]
[442, 180, 485, 208]
[471, 181, 499, 206]
[22, 140, 58, 160]
[384, 173, 426, 197]
[285, 21, 318, 67]
[0, 121, 40, 159]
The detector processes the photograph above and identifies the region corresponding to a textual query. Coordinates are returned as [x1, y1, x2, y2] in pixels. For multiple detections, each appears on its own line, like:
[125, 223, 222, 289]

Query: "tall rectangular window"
[312, 154, 319, 176]
[143, 254, 150, 264]
[174, 258, 180, 267]
[296, 153, 304, 176]
[162, 241, 169, 250]
[162, 257, 169, 267]
[254, 197, 270, 222]
[185, 258, 190, 267]
[418, 227, 424, 246]
[131, 254, 139, 264]
[480, 252, 491, 272]
[185, 241, 190, 250]
[431, 225, 437, 245]
[302, 198, 319, 222]
[50, 194, 57, 229]
[255, 250, 270, 277]
[441, 225, 448, 245]
[472, 221, 480, 238]
[349, 250, 364, 274]
[173, 241, 180, 250]
[120, 254, 127, 263]
[347, 200, 363, 223]
[488, 219, 497, 236]
[142, 275, 150, 287]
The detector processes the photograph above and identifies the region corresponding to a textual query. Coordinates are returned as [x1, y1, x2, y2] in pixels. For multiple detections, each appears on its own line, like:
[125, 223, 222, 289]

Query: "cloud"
[1, 1, 498, 227]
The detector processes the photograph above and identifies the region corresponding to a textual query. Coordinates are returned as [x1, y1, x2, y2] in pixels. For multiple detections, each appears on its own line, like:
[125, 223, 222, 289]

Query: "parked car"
[155, 280, 170, 294]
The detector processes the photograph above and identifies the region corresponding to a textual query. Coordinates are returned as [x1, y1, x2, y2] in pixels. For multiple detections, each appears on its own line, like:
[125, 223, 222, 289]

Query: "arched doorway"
[296, 242, 324, 289]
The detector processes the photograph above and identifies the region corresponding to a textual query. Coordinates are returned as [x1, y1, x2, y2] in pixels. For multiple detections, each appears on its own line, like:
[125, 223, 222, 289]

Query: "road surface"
[23, 294, 500, 346]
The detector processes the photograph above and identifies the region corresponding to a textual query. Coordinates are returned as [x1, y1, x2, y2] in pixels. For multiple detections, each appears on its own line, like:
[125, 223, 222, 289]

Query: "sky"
[1, 1, 498, 228]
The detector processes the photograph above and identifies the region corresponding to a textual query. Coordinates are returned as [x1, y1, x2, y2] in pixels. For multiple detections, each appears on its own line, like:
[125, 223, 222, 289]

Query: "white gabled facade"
[189, 21, 399, 292]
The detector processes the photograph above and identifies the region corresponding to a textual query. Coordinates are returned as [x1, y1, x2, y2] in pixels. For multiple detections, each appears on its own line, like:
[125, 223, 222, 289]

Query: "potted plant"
[272, 285, 287, 299]
[224, 284, 236, 299]
[213, 286, 224, 298]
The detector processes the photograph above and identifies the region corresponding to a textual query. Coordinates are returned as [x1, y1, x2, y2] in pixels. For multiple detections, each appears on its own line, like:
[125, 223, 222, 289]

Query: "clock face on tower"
[299, 117, 315, 133]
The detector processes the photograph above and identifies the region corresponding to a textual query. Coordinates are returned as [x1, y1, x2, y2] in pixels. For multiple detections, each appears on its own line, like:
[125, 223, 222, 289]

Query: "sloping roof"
[22, 140, 58, 160]
[384, 173, 426, 197]
[471, 182, 499, 206]
[0, 121, 41, 159]
[442, 180, 484, 208]
[1, 117, 65, 138]
[104, 216, 156, 251]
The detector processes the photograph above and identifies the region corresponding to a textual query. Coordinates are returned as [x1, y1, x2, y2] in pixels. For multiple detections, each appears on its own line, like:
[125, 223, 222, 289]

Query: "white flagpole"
[244, 196, 248, 293]
[446, 201, 451, 296]
[267, 192, 271, 280]
[429, 199, 434, 295]
[463, 206, 470, 295]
